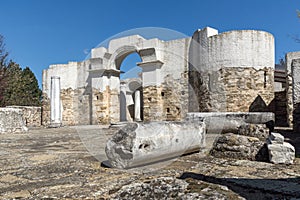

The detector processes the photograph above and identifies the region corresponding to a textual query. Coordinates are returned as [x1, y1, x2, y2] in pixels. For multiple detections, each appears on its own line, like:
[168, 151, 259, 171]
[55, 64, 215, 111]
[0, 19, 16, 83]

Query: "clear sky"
[0, 0, 299, 87]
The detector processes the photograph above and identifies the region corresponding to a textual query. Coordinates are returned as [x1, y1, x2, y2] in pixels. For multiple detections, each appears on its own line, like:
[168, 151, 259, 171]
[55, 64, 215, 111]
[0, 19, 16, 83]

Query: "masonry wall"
[292, 58, 300, 132]
[141, 38, 190, 122]
[7, 106, 42, 127]
[285, 52, 300, 127]
[273, 91, 288, 127]
[189, 67, 274, 112]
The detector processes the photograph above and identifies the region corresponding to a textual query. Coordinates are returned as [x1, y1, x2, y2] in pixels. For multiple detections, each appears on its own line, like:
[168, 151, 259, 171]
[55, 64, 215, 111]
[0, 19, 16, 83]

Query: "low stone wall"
[42, 93, 50, 126]
[7, 106, 42, 127]
[0, 108, 28, 133]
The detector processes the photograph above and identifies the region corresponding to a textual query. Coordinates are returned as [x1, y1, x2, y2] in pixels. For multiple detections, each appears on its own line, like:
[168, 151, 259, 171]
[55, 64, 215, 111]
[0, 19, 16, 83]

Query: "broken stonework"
[0, 108, 28, 133]
[237, 123, 269, 140]
[267, 132, 295, 164]
[187, 112, 274, 134]
[210, 133, 268, 161]
[105, 121, 206, 169]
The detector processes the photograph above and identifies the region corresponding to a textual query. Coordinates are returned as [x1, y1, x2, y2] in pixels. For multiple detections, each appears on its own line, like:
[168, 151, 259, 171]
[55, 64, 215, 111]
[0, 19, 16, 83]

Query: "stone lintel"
[137, 60, 164, 68]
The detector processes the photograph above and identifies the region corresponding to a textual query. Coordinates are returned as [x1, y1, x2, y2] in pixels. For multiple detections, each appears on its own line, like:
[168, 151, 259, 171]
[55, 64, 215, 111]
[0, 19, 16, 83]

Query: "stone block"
[105, 121, 206, 169]
[268, 142, 295, 164]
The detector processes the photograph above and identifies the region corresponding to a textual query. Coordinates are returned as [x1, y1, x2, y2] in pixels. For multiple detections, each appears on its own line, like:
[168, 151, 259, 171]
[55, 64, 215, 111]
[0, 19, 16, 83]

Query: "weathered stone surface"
[273, 91, 288, 126]
[210, 133, 268, 161]
[110, 177, 190, 199]
[268, 132, 284, 144]
[187, 112, 274, 134]
[0, 108, 28, 133]
[267, 132, 295, 164]
[292, 58, 300, 132]
[7, 106, 42, 127]
[106, 121, 206, 168]
[188, 67, 274, 112]
[268, 143, 295, 164]
[237, 123, 269, 140]
[0, 126, 299, 199]
[285, 52, 300, 127]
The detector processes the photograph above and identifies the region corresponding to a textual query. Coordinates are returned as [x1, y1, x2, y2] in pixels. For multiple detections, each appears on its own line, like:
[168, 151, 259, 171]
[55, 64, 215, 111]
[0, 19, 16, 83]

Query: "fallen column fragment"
[105, 121, 206, 169]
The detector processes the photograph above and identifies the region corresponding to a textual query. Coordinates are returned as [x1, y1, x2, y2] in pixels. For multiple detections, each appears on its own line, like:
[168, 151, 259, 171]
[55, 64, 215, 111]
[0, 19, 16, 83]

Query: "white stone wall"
[194, 29, 274, 71]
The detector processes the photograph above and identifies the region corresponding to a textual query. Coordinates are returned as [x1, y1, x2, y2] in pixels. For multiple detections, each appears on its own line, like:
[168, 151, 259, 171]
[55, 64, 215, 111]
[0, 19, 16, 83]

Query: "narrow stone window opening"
[161, 92, 165, 97]
[96, 95, 99, 100]
[167, 108, 170, 113]
[264, 71, 267, 88]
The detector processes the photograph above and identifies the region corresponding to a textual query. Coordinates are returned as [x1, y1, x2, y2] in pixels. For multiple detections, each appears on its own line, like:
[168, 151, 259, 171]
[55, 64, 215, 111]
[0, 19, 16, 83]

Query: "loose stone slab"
[187, 112, 274, 134]
[105, 121, 206, 169]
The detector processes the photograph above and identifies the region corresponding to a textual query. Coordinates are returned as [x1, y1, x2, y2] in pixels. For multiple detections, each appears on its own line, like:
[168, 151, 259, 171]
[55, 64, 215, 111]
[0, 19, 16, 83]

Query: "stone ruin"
[42, 27, 275, 126]
[39, 26, 300, 167]
[2, 26, 299, 167]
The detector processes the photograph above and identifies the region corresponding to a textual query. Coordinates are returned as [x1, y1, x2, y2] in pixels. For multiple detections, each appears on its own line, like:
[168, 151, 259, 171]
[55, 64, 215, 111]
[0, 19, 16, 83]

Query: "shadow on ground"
[179, 172, 300, 199]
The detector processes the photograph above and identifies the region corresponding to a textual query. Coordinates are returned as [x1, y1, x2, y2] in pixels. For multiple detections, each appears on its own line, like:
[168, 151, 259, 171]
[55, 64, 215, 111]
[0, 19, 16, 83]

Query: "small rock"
[268, 142, 295, 164]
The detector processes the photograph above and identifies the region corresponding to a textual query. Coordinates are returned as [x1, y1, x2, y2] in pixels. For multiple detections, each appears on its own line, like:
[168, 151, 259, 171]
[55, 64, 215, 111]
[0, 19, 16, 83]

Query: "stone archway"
[88, 35, 170, 124]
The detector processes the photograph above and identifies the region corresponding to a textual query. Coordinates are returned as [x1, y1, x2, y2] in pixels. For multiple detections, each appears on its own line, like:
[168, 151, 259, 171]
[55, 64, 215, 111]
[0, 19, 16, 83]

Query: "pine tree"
[4, 62, 41, 106]
[20, 67, 42, 106]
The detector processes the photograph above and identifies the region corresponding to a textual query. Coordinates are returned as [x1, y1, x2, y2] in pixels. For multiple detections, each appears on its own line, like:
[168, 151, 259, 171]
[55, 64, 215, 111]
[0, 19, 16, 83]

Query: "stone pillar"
[134, 90, 141, 121]
[50, 76, 62, 127]
[120, 83, 127, 122]
[292, 59, 300, 132]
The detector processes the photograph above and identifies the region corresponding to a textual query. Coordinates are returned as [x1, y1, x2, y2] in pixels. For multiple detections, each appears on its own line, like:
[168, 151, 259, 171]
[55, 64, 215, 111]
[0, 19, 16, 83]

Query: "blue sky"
[0, 0, 299, 87]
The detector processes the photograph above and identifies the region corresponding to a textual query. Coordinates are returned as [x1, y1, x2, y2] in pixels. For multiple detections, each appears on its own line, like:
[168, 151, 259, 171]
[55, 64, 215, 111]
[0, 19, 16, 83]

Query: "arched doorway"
[117, 52, 143, 122]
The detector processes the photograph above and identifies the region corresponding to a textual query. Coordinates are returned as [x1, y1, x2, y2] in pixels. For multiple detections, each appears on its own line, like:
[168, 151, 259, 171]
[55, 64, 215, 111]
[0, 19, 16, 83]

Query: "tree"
[0, 34, 8, 67]
[20, 67, 42, 106]
[4, 61, 41, 106]
[0, 34, 8, 106]
[0, 35, 42, 107]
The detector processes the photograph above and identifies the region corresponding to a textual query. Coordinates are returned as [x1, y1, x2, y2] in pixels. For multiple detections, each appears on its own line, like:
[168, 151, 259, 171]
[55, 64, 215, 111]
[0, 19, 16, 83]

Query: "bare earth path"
[0, 126, 299, 199]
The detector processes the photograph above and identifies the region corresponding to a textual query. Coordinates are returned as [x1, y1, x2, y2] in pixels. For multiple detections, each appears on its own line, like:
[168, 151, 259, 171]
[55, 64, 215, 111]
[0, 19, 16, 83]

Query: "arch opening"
[118, 52, 143, 122]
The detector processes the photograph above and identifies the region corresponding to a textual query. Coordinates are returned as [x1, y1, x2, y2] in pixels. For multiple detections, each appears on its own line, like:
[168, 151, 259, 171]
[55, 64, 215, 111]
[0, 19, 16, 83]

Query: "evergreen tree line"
[0, 34, 42, 107]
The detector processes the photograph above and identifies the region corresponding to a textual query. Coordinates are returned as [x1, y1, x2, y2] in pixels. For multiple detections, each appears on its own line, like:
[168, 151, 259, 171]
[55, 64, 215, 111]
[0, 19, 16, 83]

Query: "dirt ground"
[0, 126, 299, 199]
